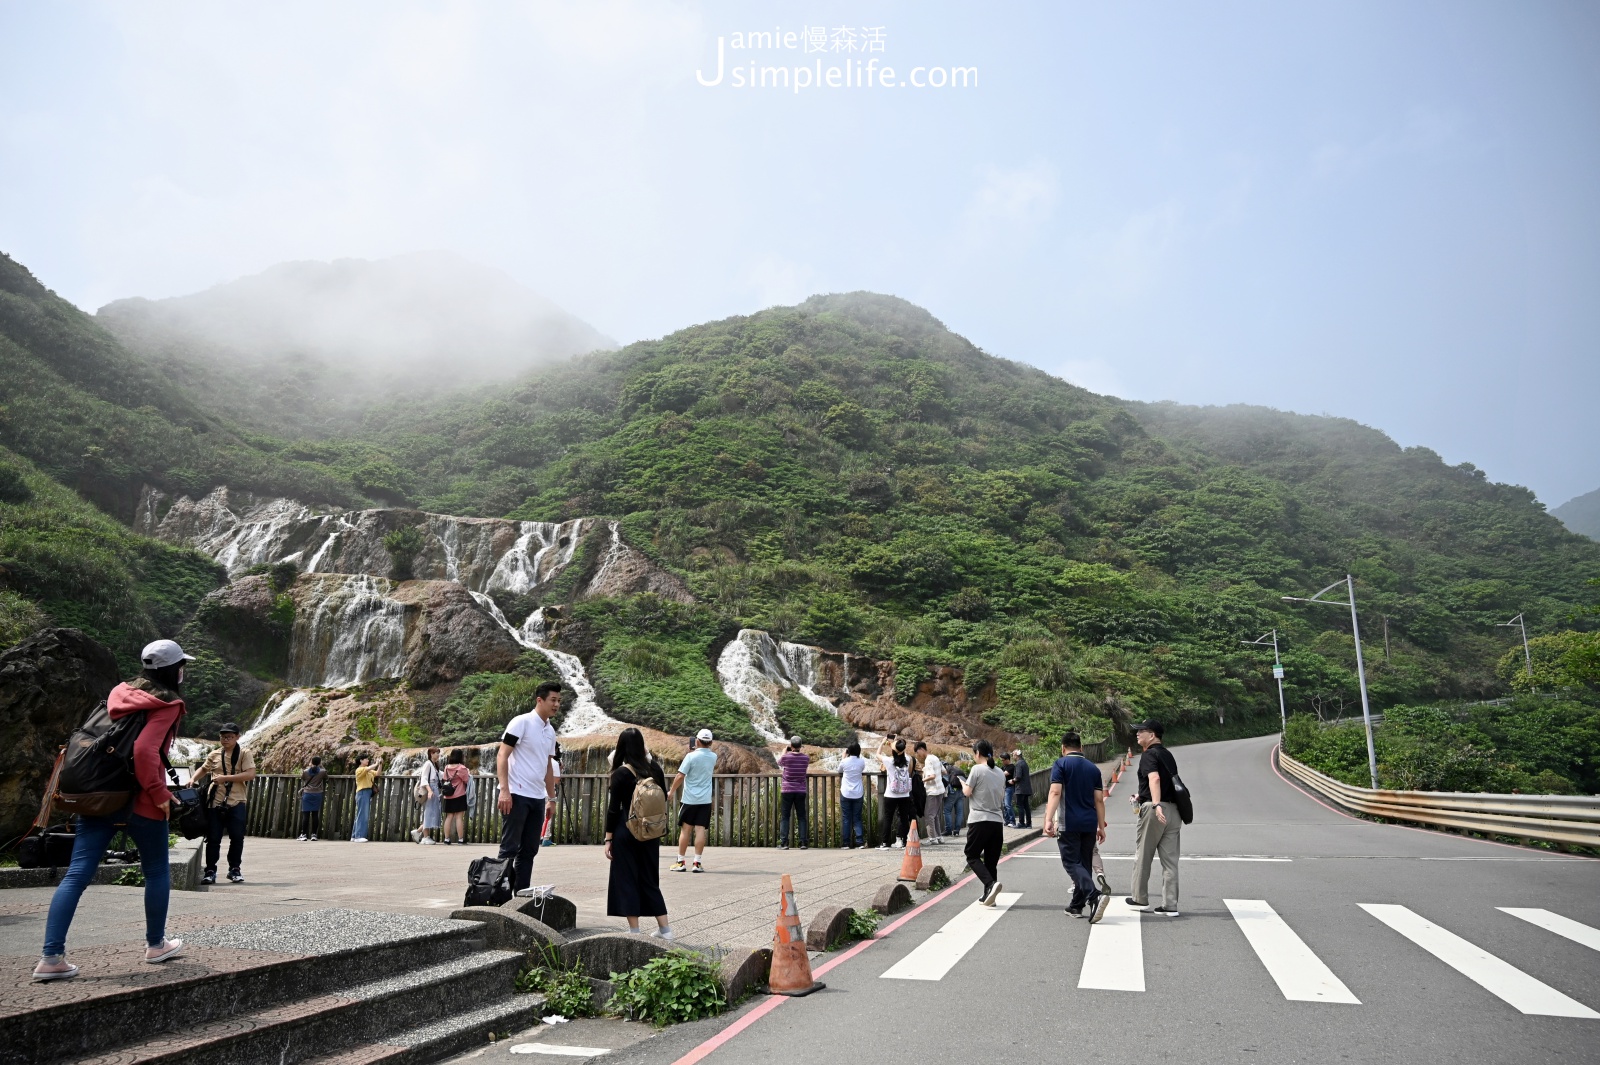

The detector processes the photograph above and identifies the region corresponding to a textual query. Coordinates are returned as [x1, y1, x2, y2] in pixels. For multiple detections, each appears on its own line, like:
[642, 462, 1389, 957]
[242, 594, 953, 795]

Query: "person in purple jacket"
[777, 737, 810, 850]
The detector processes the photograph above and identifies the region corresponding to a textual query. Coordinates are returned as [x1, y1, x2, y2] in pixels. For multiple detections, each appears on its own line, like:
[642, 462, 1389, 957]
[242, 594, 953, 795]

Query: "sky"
[2, 1, 1597, 506]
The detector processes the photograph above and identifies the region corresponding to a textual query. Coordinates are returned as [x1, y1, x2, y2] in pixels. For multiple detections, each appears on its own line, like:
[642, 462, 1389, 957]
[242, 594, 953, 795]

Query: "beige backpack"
[624, 765, 669, 841]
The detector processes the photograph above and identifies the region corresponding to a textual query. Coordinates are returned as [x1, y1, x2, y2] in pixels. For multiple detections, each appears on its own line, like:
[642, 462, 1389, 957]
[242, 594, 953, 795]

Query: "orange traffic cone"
[769, 874, 824, 996]
[898, 817, 923, 882]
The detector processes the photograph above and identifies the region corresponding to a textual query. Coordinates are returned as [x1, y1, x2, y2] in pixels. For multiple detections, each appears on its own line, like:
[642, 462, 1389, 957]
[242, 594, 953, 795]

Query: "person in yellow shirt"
[352, 755, 381, 842]
[195, 723, 256, 884]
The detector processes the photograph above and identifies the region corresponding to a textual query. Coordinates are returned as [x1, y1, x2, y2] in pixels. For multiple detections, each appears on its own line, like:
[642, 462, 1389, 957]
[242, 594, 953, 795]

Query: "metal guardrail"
[1277, 749, 1600, 849]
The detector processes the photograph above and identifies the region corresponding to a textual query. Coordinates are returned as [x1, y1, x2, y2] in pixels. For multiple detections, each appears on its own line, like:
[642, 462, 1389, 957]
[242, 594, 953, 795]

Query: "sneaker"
[691, 861, 705, 873]
[651, 927, 674, 941]
[981, 882, 1003, 907]
[410, 828, 423, 843]
[200, 872, 216, 885]
[875, 844, 889, 850]
[1152, 906, 1180, 917]
[894, 839, 905, 849]
[228, 871, 244, 884]
[419, 837, 437, 846]
[799, 843, 808, 850]
[670, 859, 687, 872]
[1124, 896, 1150, 910]
[309, 835, 317, 841]
[1089, 893, 1110, 925]
[1065, 906, 1085, 918]
[296, 834, 308, 842]
[778, 843, 789, 850]
[32, 958, 78, 982]
[351, 837, 368, 843]
[1095, 871, 1112, 896]
[145, 939, 184, 964]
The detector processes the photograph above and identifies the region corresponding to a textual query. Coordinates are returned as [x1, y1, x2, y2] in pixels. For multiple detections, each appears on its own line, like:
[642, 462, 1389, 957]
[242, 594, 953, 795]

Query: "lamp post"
[1498, 613, 1533, 679]
[1242, 629, 1287, 737]
[1284, 576, 1377, 790]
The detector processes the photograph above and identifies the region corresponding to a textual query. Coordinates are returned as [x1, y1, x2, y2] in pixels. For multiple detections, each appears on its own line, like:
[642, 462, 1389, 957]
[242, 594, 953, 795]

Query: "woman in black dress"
[604, 728, 673, 940]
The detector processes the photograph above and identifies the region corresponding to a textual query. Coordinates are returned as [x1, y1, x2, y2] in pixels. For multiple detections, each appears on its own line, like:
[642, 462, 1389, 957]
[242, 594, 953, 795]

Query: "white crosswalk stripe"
[1361, 904, 1599, 1019]
[1498, 908, 1600, 953]
[1225, 899, 1360, 1004]
[881, 893, 1021, 981]
[1078, 895, 1144, 992]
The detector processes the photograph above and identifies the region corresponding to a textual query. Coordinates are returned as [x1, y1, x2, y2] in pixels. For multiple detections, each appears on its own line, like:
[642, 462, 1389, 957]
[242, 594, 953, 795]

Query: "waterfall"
[241, 689, 312, 748]
[483, 519, 589, 597]
[585, 521, 626, 595]
[168, 737, 216, 766]
[468, 591, 619, 737]
[289, 575, 408, 688]
[716, 630, 843, 743]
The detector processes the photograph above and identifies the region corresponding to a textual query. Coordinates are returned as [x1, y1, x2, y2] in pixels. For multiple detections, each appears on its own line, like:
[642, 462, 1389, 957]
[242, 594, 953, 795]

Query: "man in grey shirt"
[962, 739, 1007, 906]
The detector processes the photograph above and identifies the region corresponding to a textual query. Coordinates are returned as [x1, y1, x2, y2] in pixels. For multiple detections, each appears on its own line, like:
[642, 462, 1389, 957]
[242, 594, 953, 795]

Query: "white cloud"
[960, 161, 1058, 241]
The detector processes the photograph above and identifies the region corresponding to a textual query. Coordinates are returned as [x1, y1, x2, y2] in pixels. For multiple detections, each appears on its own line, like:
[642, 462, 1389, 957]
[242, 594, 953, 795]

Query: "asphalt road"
[584, 733, 1600, 1065]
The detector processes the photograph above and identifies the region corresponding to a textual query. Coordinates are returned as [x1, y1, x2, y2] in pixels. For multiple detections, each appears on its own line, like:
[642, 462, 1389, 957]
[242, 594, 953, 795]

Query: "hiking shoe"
[670, 859, 687, 872]
[1089, 893, 1110, 925]
[145, 939, 184, 964]
[200, 872, 216, 885]
[1152, 905, 1180, 917]
[981, 882, 1003, 907]
[1124, 897, 1150, 910]
[1095, 871, 1112, 896]
[228, 871, 243, 884]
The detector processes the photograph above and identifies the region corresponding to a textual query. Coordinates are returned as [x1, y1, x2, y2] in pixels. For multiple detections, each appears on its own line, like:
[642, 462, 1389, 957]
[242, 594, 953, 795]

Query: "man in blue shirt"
[668, 728, 719, 872]
[1043, 731, 1108, 924]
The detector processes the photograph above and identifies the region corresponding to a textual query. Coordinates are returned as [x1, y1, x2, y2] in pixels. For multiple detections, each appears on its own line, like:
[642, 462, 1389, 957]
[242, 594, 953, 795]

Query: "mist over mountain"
[96, 251, 615, 437]
[1553, 488, 1600, 540]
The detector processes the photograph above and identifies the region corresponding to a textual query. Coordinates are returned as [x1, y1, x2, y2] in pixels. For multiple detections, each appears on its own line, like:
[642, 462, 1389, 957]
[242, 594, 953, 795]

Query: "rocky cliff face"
[0, 628, 122, 842]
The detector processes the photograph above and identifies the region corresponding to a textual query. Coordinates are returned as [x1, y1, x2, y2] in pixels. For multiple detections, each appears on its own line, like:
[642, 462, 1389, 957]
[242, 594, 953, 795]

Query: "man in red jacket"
[32, 639, 192, 981]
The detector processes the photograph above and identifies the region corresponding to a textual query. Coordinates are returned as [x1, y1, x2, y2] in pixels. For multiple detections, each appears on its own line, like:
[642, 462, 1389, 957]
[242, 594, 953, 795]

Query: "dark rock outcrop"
[0, 628, 121, 844]
[393, 581, 521, 687]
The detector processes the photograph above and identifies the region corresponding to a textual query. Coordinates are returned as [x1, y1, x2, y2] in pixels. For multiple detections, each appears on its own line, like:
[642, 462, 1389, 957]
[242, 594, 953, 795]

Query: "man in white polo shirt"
[496, 682, 562, 891]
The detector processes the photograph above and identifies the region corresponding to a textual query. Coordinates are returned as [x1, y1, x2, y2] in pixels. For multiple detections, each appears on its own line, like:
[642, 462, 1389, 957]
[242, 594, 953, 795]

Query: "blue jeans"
[44, 812, 171, 957]
[1004, 785, 1016, 825]
[840, 797, 865, 847]
[945, 793, 964, 834]
[352, 789, 372, 839]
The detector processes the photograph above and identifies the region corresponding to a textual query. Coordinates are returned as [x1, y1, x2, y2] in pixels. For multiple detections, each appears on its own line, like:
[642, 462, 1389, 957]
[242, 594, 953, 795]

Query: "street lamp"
[1241, 629, 1288, 737]
[1283, 576, 1378, 790]
[1498, 613, 1533, 679]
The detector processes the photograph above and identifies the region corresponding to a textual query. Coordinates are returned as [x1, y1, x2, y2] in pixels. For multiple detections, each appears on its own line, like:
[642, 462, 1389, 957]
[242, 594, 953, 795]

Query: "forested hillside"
[4, 250, 1597, 747]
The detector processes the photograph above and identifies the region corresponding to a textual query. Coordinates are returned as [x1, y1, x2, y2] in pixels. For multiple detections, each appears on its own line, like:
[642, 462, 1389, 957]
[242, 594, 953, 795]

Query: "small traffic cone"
[897, 818, 923, 882]
[769, 874, 824, 996]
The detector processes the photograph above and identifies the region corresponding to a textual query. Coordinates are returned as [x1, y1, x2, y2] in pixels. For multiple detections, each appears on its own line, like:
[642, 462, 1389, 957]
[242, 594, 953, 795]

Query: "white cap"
[696, 728, 714, 743]
[141, 639, 195, 669]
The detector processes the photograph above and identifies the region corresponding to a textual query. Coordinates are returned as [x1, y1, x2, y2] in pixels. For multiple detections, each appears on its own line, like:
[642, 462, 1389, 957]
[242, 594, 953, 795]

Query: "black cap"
[1132, 719, 1164, 738]
[218, 722, 241, 736]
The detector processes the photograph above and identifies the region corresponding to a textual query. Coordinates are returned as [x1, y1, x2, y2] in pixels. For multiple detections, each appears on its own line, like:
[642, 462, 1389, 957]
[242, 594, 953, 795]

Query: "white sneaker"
[651, 926, 674, 941]
[309, 835, 317, 841]
[351, 837, 367, 843]
[296, 834, 308, 841]
[419, 838, 437, 846]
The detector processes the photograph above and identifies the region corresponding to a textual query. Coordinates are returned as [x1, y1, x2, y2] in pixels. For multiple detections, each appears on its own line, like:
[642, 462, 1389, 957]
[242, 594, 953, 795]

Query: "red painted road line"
[1268, 743, 1589, 858]
[670, 834, 1049, 1065]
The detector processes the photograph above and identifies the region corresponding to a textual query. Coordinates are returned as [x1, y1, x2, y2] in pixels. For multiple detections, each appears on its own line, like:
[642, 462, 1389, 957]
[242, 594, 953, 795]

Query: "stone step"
[68, 950, 528, 1065]
[298, 996, 549, 1065]
[10, 910, 488, 1065]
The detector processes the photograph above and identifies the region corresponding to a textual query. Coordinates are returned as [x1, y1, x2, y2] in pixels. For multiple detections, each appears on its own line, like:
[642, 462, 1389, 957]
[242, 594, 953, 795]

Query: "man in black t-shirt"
[1126, 720, 1181, 916]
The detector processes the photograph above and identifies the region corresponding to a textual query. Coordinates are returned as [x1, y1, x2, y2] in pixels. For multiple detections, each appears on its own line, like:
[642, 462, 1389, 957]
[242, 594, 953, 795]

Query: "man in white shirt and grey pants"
[496, 682, 562, 891]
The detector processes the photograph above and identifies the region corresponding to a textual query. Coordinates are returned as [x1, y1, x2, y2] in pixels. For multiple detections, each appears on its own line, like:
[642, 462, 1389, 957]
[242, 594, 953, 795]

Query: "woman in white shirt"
[874, 737, 916, 849]
[918, 742, 946, 845]
[838, 742, 867, 848]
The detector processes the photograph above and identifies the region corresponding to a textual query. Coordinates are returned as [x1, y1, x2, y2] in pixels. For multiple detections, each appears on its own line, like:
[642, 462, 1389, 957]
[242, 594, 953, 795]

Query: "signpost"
[1242, 629, 1288, 737]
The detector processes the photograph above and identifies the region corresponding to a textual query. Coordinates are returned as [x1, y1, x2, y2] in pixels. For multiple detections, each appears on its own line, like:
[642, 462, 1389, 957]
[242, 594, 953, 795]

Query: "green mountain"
[4, 250, 1597, 748]
[1553, 487, 1600, 540]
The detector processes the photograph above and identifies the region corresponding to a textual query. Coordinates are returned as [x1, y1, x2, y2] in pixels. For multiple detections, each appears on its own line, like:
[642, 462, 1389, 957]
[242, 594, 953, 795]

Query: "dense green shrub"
[607, 951, 726, 1025]
[775, 687, 851, 746]
[439, 652, 566, 743]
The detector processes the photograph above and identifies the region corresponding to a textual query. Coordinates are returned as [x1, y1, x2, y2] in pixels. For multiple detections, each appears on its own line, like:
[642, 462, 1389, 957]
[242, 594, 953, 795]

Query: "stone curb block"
[1002, 828, 1042, 853]
[558, 931, 677, 980]
[501, 892, 577, 931]
[804, 905, 853, 951]
[914, 864, 947, 891]
[719, 946, 771, 1002]
[449, 906, 568, 955]
[172, 839, 205, 891]
[871, 882, 912, 915]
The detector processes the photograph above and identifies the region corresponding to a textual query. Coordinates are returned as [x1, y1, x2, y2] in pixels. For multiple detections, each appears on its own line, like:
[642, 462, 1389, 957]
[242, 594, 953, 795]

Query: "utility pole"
[1241, 629, 1287, 738]
[1499, 613, 1533, 680]
[1284, 576, 1377, 790]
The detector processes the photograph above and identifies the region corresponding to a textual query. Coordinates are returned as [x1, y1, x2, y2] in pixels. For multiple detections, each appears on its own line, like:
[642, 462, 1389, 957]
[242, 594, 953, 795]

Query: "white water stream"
[469, 592, 619, 737]
[715, 629, 842, 743]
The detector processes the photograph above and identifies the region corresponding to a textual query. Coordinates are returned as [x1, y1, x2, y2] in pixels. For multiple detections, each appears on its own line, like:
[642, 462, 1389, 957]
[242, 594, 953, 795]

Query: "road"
[550, 733, 1600, 1065]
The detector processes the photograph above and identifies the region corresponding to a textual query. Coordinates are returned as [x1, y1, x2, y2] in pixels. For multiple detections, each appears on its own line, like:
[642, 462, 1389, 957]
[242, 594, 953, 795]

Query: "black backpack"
[464, 856, 515, 907]
[56, 702, 147, 818]
[17, 824, 77, 868]
[1156, 747, 1194, 825]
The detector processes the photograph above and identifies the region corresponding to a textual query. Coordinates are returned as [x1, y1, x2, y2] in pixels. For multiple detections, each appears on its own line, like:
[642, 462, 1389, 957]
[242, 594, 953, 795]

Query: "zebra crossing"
[878, 892, 1600, 1019]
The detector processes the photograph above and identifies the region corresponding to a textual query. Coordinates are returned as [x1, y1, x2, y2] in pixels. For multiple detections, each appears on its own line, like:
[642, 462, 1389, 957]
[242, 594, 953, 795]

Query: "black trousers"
[497, 794, 546, 891]
[298, 810, 320, 836]
[779, 793, 808, 846]
[1057, 829, 1098, 910]
[205, 802, 247, 874]
[1014, 792, 1033, 826]
[881, 796, 915, 846]
[965, 821, 1003, 895]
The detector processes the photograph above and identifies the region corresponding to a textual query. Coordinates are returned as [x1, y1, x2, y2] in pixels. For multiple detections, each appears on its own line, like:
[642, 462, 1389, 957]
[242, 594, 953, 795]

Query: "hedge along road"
[595, 734, 1600, 1065]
